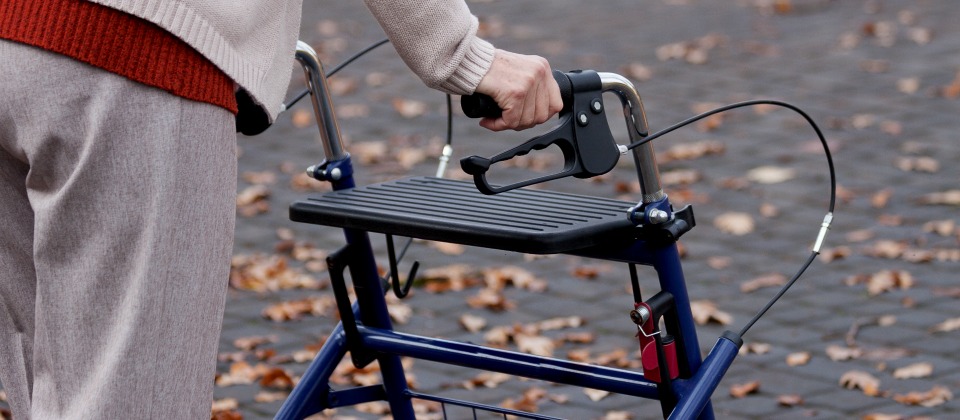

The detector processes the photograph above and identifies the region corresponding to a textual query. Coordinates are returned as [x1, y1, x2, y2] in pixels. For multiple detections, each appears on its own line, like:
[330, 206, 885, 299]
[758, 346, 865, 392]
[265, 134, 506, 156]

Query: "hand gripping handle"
[459, 70, 621, 195]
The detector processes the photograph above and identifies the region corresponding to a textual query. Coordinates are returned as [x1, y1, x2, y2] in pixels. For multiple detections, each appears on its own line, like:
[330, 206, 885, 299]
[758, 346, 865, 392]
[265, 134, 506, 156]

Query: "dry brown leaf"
[261, 296, 335, 322]
[537, 316, 584, 331]
[786, 352, 811, 366]
[880, 120, 903, 136]
[740, 273, 787, 293]
[254, 391, 288, 404]
[714, 212, 755, 236]
[501, 387, 546, 413]
[746, 166, 796, 184]
[602, 411, 633, 420]
[660, 169, 702, 186]
[233, 336, 275, 351]
[892, 362, 933, 379]
[862, 414, 906, 420]
[584, 388, 611, 402]
[826, 345, 863, 361]
[707, 256, 732, 269]
[740, 342, 771, 355]
[622, 62, 653, 82]
[690, 300, 733, 325]
[459, 313, 487, 333]
[729, 380, 760, 398]
[659, 140, 725, 163]
[241, 171, 277, 185]
[483, 266, 547, 292]
[349, 140, 388, 165]
[259, 367, 294, 389]
[395, 147, 428, 169]
[846, 229, 875, 242]
[777, 394, 804, 407]
[466, 289, 514, 311]
[819, 246, 851, 263]
[211, 398, 239, 413]
[515, 333, 555, 357]
[428, 241, 464, 255]
[392, 98, 428, 118]
[462, 371, 511, 390]
[871, 189, 893, 209]
[896, 156, 939, 173]
[387, 300, 412, 325]
[930, 317, 960, 333]
[236, 185, 271, 217]
[892, 385, 952, 407]
[853, 270, 915, 296]
[923, 219, 956, 237]
[897, 77, 921, 94]
[290, 109, 312, 128]
[919, 190, 960, 206]
[839, 370, 881, 396]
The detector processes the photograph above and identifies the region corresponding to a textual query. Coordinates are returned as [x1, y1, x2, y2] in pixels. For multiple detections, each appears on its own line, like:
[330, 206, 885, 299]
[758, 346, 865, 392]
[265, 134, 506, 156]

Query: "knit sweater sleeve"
[363, 0, 495, 95]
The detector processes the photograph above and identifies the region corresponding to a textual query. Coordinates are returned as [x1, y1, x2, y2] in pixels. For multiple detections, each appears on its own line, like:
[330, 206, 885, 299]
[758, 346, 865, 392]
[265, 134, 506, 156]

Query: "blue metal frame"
[276, 42, 740, 420]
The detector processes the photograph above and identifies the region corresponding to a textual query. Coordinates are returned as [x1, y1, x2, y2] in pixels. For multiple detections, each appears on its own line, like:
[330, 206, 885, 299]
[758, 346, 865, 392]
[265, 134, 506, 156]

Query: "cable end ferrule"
[812, 212, 833, 253]
[435, 144, 453, 178]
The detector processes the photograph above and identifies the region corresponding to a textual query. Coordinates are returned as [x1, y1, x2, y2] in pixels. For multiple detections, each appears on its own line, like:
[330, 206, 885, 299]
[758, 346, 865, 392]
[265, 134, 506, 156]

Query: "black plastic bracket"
[326, 245, 377, 368]
[638, 205, 696, 245]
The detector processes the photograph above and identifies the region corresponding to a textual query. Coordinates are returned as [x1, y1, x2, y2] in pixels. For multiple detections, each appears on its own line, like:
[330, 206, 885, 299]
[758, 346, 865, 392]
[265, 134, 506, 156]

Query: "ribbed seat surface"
[289, 177, 638, 254]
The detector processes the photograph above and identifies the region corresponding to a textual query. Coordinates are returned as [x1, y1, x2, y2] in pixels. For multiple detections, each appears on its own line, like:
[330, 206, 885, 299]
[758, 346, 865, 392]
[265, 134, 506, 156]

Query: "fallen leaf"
[459, 314, 487, 333]
[690, 300, 733, 325]
[584, 388, 611, 402]
[919, 190, 960, 206]
[871, 189, 893, 209]
[254, 391, 289, 403]
[622, 62, 653, 82]
[234, 335, 275, 351]
[515, 333, 555, 357]
[897, 77, 920, 94]
[777, 394, 804, 407]
[747, 166, 796, 184]
[740, 273, 787, 293]
[241, 171, 277, 185]
[392, 98, 428, 118]
[740, 342, 771, 355]
[602, 411, 633, 420]
[826, 345, 863, 361]
[839, 370, 881, 396]
[659, 140, 725, 163]
[892, 362, 933, 379]
[290, 109, 312, 128]
[896, 156, 939, 173]
[425, 241, 464, 256]
[211, 398, 239, 413]
[729, 380, 760, 398]
[930, 317, 960, 333]
[462, 371, 511, 390]
[893, 386, 952, 407]
[714, 212, 755, 236]
[466, 289, 515, 311]
[819, 246, 851, 263]
[922, 219, 956, 237]
[786, 352, 811, 366]
[707, 256, 732, 269]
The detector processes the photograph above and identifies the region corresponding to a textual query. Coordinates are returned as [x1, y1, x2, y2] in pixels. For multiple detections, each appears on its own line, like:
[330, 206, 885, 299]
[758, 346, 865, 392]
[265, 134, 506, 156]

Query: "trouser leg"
[0, 39, 237, 419]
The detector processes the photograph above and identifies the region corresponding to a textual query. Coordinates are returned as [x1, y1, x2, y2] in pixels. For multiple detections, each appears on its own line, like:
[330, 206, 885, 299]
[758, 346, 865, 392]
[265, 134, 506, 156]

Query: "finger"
[479, 116, 507, 132]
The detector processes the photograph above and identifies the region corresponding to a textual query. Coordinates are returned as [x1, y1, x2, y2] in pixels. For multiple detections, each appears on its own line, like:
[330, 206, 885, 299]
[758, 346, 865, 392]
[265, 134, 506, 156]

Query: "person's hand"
[474, 49, 563, 131]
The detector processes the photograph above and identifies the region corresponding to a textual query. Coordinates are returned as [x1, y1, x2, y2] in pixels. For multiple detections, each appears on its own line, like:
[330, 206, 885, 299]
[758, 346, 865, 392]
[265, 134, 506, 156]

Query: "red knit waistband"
[0, 0, 238, 114]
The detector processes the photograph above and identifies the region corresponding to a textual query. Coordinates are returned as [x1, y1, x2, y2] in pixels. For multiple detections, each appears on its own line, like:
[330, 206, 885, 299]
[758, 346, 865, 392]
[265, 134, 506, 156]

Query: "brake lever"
[460, 70, 621, 195]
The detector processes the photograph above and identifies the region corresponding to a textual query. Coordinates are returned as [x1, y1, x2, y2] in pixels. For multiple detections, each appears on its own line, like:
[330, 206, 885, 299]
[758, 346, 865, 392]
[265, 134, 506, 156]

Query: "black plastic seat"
[290, 177, 639, 254]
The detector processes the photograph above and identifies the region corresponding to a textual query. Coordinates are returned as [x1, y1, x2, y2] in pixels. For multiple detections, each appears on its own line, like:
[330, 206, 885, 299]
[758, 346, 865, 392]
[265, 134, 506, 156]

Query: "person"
[0, 0, 562, 418]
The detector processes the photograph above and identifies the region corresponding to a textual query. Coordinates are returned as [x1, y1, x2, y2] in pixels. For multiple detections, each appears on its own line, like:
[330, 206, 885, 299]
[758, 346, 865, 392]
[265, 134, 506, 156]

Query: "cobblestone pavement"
[3, 1, 958, 419]
[217, 1, 960, 418]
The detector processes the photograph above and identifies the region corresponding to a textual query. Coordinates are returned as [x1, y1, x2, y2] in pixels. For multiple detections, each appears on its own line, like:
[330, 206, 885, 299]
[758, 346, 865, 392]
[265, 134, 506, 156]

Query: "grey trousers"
[0, 40, 237, 419]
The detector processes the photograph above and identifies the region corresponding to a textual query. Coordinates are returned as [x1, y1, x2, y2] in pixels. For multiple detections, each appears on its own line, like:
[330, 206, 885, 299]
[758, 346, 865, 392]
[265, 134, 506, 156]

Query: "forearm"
[363, 0, 494, 95]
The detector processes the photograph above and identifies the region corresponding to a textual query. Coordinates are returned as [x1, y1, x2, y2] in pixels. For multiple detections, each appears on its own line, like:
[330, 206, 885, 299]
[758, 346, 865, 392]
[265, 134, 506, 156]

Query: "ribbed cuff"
[440, 37, 496, 95]
[0, 0, 238, 114]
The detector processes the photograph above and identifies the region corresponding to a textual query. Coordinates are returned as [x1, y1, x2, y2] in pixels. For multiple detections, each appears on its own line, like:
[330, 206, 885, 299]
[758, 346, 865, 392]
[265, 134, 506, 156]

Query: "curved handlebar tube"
[295, 41, 347, 161]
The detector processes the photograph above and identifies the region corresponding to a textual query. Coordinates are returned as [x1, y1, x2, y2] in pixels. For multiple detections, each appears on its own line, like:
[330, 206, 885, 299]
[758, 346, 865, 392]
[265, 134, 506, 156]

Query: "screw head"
[649, 209, 670, 224]
[577, 112, 589, 126]
[591, 99, 603, 114]
[329, 167, 342, 180]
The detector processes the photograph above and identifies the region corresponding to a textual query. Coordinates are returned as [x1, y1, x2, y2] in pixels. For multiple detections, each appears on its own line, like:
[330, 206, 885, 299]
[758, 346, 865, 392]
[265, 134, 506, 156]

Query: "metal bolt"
[630, 307, 650, 325]
[329, 167, 342, 180]
[306, 165, 318, 179]
[577, 112, 589, 126]
[591, 99, 603, 114]
[648, 209, 670, 224]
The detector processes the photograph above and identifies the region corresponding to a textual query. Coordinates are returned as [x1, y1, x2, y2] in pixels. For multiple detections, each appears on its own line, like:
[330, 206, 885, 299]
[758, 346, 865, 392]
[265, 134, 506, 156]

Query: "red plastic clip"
[634, 302, 679, 383]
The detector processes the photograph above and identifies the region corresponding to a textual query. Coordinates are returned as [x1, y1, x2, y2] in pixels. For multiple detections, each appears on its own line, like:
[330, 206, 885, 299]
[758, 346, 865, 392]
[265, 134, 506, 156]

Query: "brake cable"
[626, 99, 836, 338]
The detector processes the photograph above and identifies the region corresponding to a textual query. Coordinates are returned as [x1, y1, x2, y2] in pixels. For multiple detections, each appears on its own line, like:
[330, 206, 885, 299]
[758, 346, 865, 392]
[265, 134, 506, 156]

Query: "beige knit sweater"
[88, 0, 495, 124]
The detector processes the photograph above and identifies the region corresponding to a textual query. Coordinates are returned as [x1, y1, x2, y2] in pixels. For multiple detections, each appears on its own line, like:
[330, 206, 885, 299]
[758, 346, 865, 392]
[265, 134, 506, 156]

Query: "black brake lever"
[460, 70, 621, 194]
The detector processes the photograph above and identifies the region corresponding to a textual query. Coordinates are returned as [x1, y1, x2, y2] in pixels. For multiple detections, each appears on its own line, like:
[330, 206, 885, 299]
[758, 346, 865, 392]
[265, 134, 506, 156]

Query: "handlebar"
[460, 71, 664, 203]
